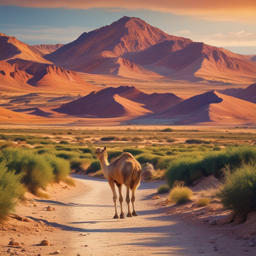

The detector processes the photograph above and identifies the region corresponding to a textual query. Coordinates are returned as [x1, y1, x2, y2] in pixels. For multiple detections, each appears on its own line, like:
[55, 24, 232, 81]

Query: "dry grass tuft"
[169, 186, 193, 204]
[196, 198, 210, 207]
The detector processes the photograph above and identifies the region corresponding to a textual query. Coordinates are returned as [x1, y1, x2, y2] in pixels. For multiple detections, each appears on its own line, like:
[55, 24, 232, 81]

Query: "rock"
[9, 241, 19, 246]
[152, 195, 160, 200]
[243, 234, 251, 240]
[209, 219, 217, 225]
[50, 250, 61, 255]
[40, 240, 50, 246]
[21, 248, 26, 252]
[47, 206, 52, 211]
[23, 217, 33, 222]
[248, 242, 255, 247]
[142, 163, 154, 180]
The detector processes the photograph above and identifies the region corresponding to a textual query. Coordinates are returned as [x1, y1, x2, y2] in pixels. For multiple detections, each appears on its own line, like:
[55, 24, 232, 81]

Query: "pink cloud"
[1, 0, 256, 22]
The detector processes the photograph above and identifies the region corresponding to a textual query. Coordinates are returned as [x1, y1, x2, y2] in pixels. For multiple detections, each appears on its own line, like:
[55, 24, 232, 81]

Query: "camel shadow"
[34, 199, 113, 208]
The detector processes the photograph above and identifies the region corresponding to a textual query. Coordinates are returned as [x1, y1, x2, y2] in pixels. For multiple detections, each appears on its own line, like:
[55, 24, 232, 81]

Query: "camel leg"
[126, 185, 132, 217]
[131, 189, 138, 216]
[118, 184, 125, 219]
[108, 180, 119, 219]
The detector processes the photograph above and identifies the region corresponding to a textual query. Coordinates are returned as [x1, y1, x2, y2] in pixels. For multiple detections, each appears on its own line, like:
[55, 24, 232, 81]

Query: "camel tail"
[130, 169, 142, 190]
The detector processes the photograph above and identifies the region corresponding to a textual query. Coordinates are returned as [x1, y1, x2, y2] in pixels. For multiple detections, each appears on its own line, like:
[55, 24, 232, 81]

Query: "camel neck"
[100, 157, 109, 170]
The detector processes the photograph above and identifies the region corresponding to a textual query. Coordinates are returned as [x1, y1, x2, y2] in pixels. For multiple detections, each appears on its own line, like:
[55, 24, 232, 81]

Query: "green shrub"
[55, 151, 80, 160]
[108, 150, 123, 162]
[186, 139, 210, 144]
[59, 140, 69, 144]
[166, 156, 204, 188]
[196, 198, 210, 207]
[162, 128, 173, 132]
[43, 154, 70, 182]
[101, 136, 116, 141]
[0, 162, 25, 220]
[169, 186, 193, 204]
[123, 148, 145, 156]
[157, 185, 170, 194]
[217, 165, 256, 214]
[136, 153, 160, 166]
[70, 158, 91, 171]
[166, 146, 256, 187]
[213, 146, 221, 151]
[156, 156, 174, 170]
[87, 160, 101, 174]
[79, 147, 94, 154]
[1, 148, 54, 194]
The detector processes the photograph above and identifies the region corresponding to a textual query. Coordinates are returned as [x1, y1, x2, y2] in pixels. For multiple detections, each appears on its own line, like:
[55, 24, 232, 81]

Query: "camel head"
[95, 147, 108, 160]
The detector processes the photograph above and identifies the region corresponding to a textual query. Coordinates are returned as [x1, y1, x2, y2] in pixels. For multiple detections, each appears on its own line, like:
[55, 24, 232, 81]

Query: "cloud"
[193, 31, 256, 47]
[1, 0, 256, 23]
[3, 26, 92, 44]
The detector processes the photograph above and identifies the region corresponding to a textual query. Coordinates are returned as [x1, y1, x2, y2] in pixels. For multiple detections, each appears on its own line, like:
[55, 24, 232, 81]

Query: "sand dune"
[119, 86, 182, 112]
[0, 106, 44, 120]
[164, 91, 256, 124]
[220, 83, 256, 103]
[33, 44, 64, 55]
[56, 86, 150, 118]
[56, 85, 181, 118]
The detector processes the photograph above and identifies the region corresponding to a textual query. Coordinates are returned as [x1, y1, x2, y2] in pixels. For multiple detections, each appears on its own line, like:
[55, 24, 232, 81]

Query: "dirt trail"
[1, 175, 255, 255]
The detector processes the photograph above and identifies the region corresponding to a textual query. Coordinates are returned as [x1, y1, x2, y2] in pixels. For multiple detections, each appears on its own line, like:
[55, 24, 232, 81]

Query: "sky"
[0, 0, 256, 54]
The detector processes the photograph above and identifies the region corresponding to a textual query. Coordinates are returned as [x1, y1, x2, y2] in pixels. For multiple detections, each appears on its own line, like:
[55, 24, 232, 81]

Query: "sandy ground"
[1, 175, 256, 256]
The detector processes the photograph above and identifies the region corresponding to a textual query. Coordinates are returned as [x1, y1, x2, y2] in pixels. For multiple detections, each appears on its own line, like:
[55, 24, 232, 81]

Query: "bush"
[196, 198, 210, 207]
[162, 128, 173, 132]
[101, 136, 116, 141]
[166, 156, 204, 188]
[156, 156, 174, 170]
[56, 151, 80, 160]
[217, 165, 256, 214]
[166, 146, 256, 187]
[186, 139, 210, 144]
[43, 154, 70, 182]
[107, 150, 123, 162]
[136, 153, 160, 166]
[169, 186, 193, 204]
[1, 148, 54, 194]
[70, 158, 91, 172]
[0, 162, 25, 220]
[59, 140, 69, 144]
[87, 161, 101, 174]
[157, 185, 170, 194]
[123, 148, 145, 156]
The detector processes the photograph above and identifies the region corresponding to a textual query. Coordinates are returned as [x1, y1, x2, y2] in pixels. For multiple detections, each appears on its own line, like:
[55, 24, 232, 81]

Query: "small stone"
[243, 234, 251, 240]
[40, 240, 50, 246]
[152, 195, 160, 200]
[9, 241, 19, 246]
[209, 219, 217, 225]
[47, 206, 52, 211]
[33, 204, 37, 207]
[248, 242, 254, 247]
[50, 250, 61, 255]
[21, 248, 26, 252]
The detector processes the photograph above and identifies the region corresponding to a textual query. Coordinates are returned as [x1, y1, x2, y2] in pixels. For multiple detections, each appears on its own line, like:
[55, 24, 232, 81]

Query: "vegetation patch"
[157, 185, 170, 194]
[196, 198, 210, 207]
[169, 186, 193, 204]
[217, 164, 256, 221]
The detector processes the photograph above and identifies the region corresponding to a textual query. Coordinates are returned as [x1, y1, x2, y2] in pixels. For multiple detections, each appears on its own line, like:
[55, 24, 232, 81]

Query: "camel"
[95, 147, 142, 219]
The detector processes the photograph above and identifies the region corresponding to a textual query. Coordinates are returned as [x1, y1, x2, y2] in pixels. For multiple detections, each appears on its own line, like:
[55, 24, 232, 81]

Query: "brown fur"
[95, 147, 141, 218]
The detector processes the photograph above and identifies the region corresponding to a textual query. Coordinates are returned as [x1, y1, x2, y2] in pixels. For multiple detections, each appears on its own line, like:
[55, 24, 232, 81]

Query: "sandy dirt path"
[1, 175, 255, 256]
